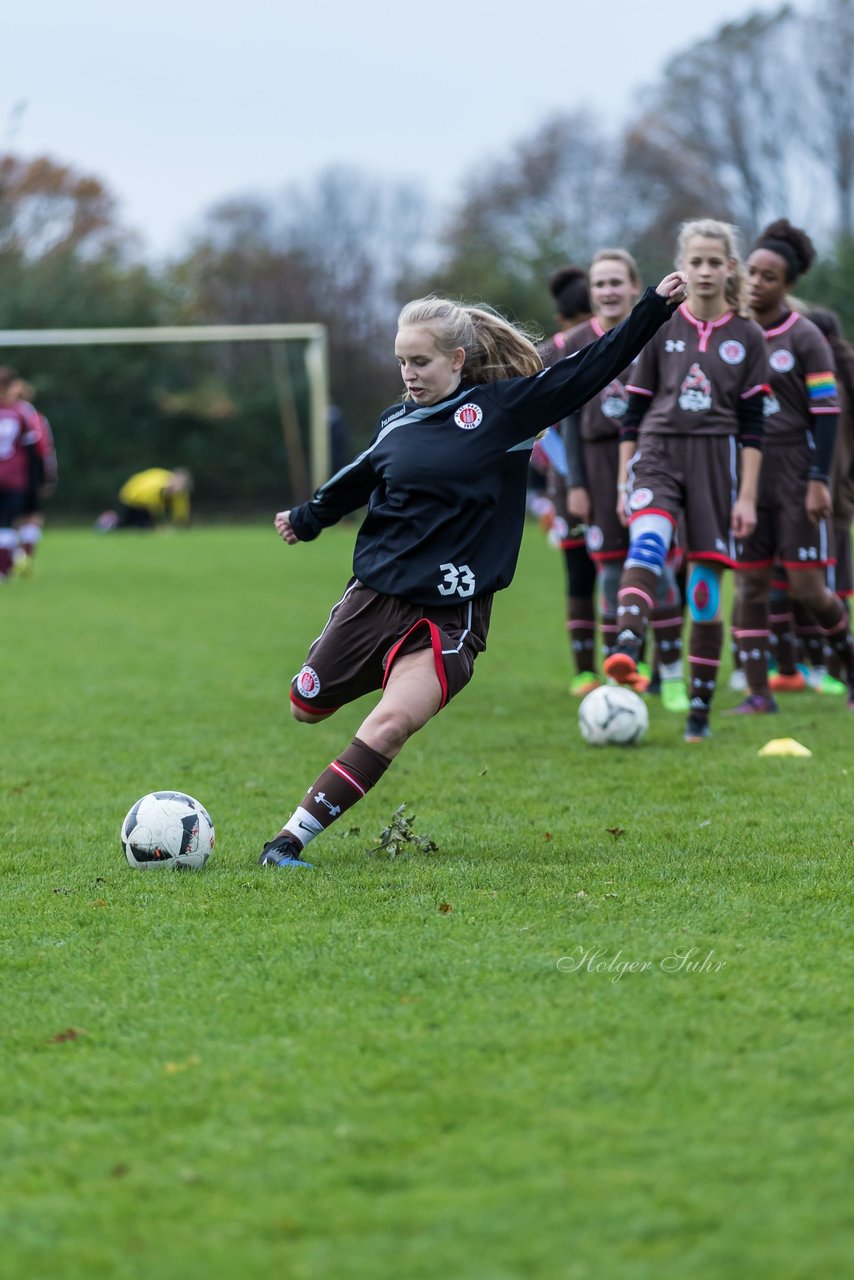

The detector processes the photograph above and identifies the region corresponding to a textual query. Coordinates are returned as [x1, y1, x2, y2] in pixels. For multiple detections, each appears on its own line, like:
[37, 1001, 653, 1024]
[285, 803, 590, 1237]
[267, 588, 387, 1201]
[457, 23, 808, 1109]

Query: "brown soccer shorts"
[289, 579, 493, 717]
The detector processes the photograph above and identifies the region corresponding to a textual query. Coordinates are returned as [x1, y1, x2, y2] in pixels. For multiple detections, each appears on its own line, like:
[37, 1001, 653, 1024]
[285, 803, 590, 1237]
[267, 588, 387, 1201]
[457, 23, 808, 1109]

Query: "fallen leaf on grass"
[438, 902, 453, 913]
[50, 1027, 86, 1043]
[165, 1055, 201, 1075]
[91, 899, 108, 908]
[367, 804, 438, 859]
[605, 828, 625, 838]
[111, 1163, 129, 1179]
[544, 832, 553, 841]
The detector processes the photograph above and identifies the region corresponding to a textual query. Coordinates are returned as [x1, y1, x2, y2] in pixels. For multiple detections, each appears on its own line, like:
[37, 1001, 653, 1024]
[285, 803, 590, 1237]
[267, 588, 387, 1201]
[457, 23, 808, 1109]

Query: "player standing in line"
[561, 248, 688, 712]
[527, 267, 591, 528]
[0, 367, 39, 581]
[801, 306, 854, 689]
[533, 267, 601, 695]
[10, 379, 57, 576]
[730, 221, 854, 712]
[258, 272, 687, 867]
[603, 219, 767, 742]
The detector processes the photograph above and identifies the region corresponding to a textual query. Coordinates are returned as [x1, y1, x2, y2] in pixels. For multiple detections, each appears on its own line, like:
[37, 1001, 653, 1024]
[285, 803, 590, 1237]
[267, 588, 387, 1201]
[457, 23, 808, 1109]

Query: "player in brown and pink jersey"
[603, 219, 767, 742]
[0, 367, 39, 581]
[561, 248, 688, 713]
[732, 221, 854, 711]
[808, 307, 854, 616]
[767, 307, 854, 696]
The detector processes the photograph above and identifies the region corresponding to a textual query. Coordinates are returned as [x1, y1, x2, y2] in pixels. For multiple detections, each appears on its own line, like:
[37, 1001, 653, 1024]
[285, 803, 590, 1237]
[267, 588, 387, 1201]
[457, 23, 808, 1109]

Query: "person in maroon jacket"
[10, 378, 57, 575]
[0, 367, 39, 581]
[256, 271, 687, 867]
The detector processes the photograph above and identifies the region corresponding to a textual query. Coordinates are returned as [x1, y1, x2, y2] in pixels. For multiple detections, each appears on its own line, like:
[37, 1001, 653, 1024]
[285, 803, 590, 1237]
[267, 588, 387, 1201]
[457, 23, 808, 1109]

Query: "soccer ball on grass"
[578, 685, 648, 746]
[121, 791, 215, 869]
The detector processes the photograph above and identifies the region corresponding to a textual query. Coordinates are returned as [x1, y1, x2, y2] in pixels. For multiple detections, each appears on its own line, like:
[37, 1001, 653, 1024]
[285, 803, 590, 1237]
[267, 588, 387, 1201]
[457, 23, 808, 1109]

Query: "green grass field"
[2, 525, 852, 1280]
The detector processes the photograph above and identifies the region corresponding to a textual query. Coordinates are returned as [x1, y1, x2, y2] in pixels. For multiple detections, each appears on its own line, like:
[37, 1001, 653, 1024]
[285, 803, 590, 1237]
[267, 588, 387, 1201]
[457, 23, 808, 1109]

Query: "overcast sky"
[6, 0, 794, 260]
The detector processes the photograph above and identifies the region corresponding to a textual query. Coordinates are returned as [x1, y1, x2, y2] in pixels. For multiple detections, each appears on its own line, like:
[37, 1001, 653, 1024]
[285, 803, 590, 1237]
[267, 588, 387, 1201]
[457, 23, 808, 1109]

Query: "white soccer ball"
[121, 791, 215, 870]
[578, 685, 649, 746]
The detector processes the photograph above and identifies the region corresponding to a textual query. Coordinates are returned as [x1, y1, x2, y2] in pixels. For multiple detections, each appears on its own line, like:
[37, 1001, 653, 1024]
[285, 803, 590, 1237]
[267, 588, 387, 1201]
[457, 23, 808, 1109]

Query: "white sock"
[283, 806, 324, 848]
[19, 522, 42, 550]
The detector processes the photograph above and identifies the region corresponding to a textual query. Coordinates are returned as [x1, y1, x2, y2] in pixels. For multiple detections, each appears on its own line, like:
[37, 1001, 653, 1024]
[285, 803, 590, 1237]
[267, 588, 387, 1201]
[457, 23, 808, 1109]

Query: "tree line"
[1, 0, 853, 515]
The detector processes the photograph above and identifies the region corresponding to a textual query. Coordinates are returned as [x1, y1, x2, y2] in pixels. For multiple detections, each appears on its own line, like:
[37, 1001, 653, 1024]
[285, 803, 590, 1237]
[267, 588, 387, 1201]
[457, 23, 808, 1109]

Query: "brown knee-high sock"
[651, 608, 684, 676]
[615, 567, 658, 654]
[688, 621, 724, 721]
[284, 737, 392, 848]
[826, 600, 851, 679]
[568, 596, 597, 674]
[769, 603, 796, 674]
[600, 612, 618, 660]
[792, 598, 826, 672]
[811, 594, 854, 678]
[730, 595, 742, 672]
[734, 601, 771, 695]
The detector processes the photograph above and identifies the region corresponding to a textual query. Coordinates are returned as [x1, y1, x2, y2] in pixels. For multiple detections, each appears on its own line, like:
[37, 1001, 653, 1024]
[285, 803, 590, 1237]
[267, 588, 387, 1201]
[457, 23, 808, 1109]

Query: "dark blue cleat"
[684, 713, 712, 743]
[259, 835, 314, 868]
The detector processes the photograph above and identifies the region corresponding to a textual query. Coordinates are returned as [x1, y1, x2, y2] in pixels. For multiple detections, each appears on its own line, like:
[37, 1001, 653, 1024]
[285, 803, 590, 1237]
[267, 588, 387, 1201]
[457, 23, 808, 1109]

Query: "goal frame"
[0, 322, 330, 493]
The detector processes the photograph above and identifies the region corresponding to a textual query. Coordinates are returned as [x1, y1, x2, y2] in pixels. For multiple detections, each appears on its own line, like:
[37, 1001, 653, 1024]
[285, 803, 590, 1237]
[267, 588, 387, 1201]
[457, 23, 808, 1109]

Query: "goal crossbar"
[0, 323, 330, 491]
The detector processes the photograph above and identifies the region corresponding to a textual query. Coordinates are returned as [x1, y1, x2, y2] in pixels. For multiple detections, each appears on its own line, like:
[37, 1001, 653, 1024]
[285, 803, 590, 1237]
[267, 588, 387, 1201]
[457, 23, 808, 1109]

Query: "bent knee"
[290, 701, 334, 724]
[737, 570, 770, 607]
[787, 574, 829, 610]
[687, 563, 723, 621]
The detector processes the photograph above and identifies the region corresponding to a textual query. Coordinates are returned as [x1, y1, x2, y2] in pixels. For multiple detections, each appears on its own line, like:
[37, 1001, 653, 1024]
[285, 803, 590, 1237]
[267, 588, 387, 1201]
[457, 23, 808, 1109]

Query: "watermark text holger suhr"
[557, 946, 727, 983]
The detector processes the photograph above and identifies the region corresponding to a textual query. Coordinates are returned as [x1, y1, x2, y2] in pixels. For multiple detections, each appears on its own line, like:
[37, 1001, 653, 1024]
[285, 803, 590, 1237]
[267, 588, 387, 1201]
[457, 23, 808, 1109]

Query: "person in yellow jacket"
[96, 468, 192, 530]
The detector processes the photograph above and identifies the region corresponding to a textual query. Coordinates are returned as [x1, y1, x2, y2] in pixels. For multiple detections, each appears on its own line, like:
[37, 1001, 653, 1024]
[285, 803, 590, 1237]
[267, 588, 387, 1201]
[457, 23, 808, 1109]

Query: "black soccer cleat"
[259, 834, 314, 868]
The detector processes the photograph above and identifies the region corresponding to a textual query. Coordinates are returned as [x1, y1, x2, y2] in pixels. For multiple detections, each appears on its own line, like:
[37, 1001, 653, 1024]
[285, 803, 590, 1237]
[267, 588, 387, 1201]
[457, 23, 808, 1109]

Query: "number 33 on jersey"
[437, 562, 476, 598]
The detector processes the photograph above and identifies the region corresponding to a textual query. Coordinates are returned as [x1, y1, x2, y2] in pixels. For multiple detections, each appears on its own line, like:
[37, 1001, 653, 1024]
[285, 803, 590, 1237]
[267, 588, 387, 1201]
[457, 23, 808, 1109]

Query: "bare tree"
[631, 7, 800, 241]
[617, 116, 735, 272]
[176, 168, 430, 440]
[806, 0, 854, 236]
[424, 111, 637, 325]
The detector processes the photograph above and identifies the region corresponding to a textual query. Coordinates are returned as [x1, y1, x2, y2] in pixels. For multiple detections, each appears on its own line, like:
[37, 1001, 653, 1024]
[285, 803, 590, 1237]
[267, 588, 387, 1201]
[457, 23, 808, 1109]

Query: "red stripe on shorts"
[382, 619, 449, 709]
[289, 691, 339, 716]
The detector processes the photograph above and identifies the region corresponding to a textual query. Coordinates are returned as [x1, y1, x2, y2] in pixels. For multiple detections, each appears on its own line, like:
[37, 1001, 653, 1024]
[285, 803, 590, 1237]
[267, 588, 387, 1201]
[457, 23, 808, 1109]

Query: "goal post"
[0, 322, 331, 493]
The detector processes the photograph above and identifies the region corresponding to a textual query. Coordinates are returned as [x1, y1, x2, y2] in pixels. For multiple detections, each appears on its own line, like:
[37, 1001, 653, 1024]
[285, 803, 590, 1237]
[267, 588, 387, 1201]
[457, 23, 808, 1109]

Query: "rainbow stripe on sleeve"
[806, 371, 837, 400]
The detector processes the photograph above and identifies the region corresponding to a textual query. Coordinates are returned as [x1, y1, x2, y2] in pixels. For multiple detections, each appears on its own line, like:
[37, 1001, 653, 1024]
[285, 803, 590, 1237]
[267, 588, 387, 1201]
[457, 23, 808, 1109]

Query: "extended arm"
[285, 450, 379, 542]
[496, 275, 685, 438]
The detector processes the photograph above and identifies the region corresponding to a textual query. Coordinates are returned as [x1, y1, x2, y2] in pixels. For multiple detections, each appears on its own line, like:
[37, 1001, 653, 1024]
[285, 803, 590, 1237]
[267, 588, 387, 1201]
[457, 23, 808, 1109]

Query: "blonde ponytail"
[397, 297, 542, 393]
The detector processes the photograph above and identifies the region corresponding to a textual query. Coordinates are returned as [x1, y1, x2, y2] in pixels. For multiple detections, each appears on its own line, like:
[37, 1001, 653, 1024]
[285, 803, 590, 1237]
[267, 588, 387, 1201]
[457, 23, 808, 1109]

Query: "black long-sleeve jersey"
[289, 288, 674, 605]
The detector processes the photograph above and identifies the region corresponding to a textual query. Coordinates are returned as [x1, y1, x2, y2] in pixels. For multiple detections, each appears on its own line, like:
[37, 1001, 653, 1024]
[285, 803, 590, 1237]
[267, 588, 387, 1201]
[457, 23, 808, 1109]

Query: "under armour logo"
[313, 791, 341, 816]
